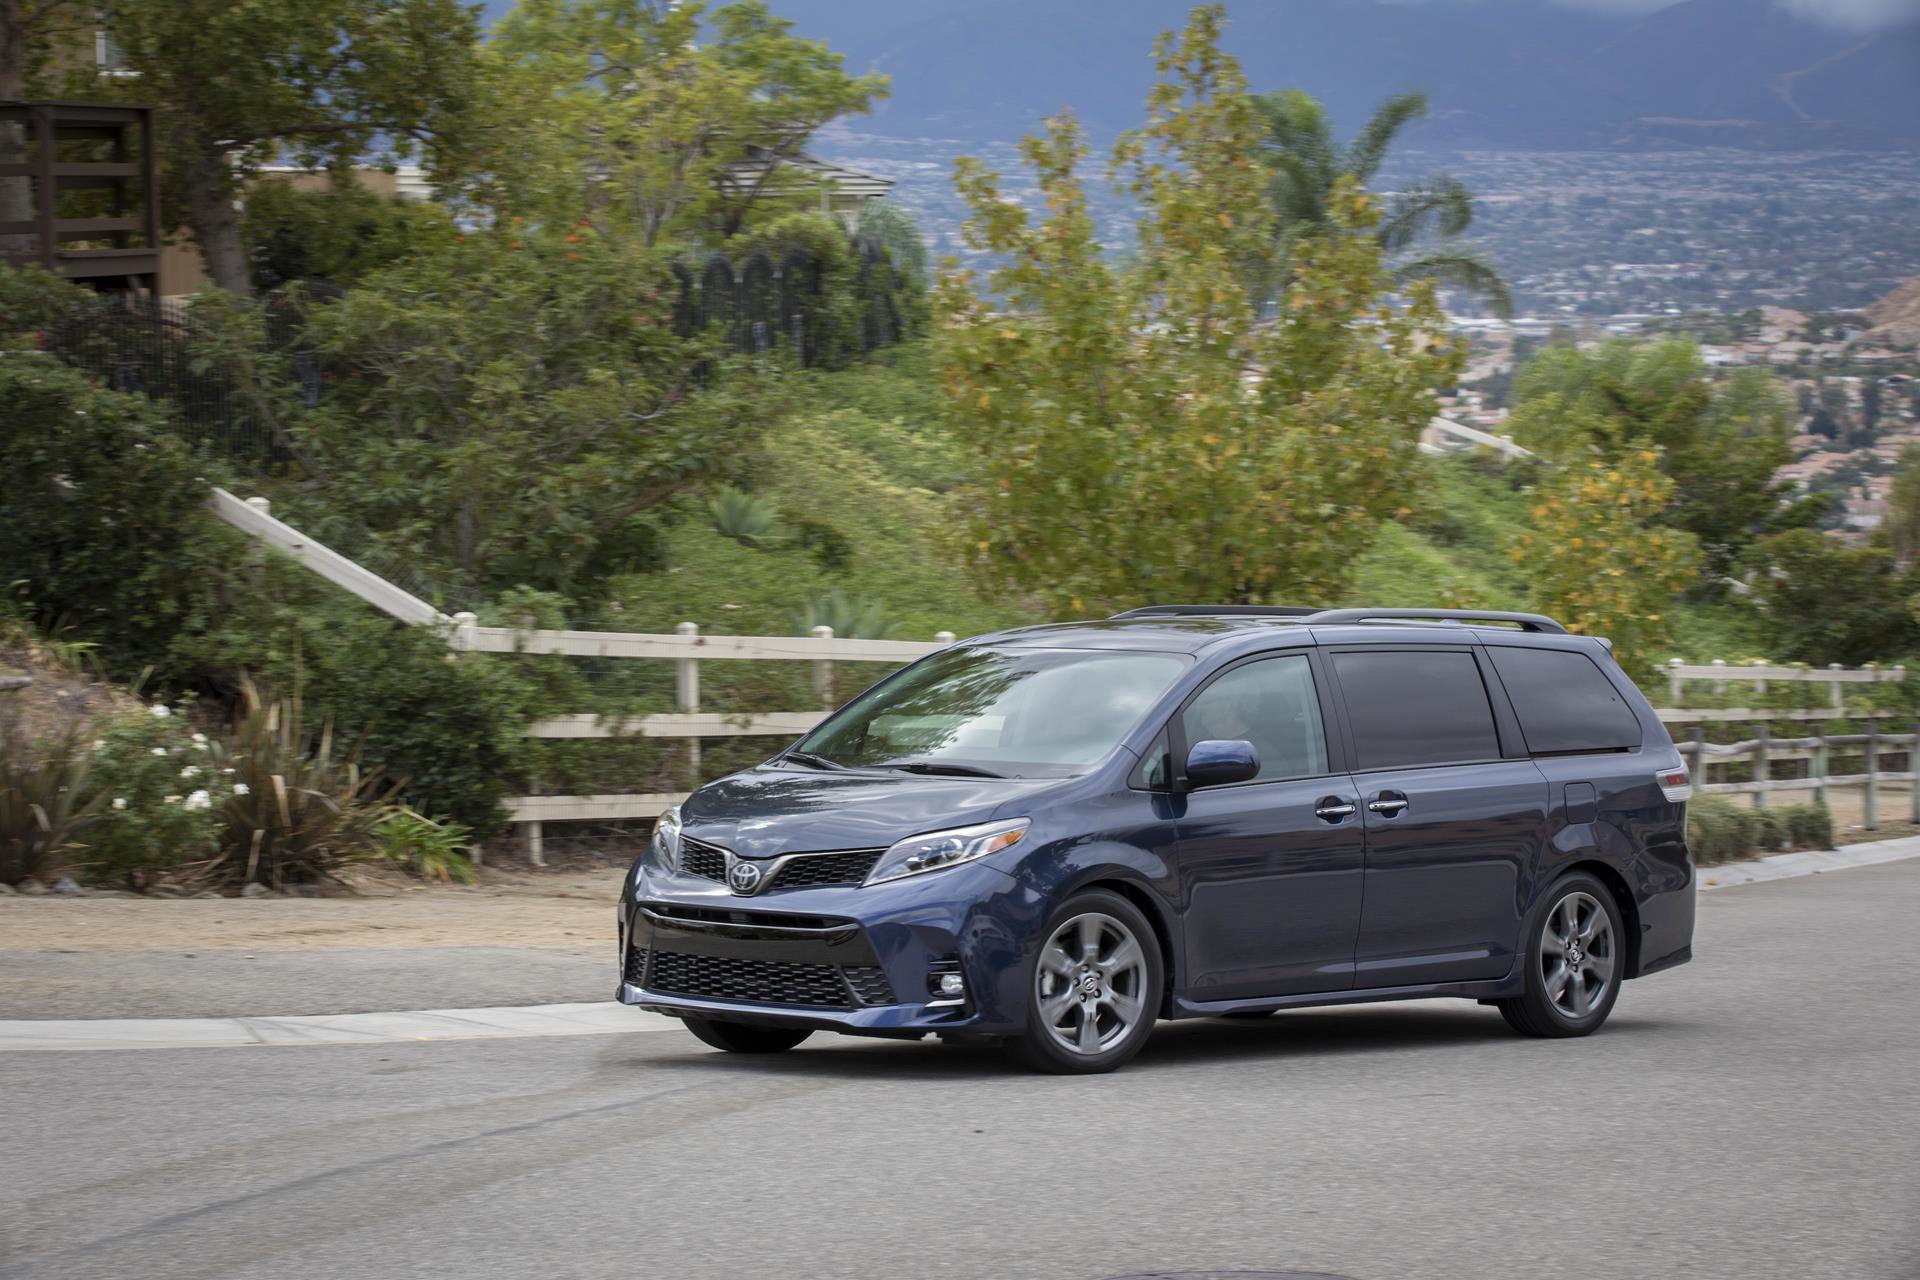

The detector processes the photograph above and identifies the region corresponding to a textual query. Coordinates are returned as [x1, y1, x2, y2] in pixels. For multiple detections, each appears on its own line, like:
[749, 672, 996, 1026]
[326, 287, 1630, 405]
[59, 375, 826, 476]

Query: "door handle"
[1313, 799, 1357, 823]
[1367, 795, 1409, 816]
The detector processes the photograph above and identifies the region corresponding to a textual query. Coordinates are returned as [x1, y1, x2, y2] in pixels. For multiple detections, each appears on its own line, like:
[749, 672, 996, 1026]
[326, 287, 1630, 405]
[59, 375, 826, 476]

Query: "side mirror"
[1184, 738, 1260, 789]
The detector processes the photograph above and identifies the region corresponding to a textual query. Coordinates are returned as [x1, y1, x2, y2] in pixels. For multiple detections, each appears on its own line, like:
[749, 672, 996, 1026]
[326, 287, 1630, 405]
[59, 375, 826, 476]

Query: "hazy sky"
[1554, 0, 1918, 26]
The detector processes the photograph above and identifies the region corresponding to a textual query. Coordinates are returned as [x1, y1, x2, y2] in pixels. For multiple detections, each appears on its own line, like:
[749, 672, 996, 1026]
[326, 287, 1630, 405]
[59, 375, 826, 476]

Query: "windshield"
[792, 646, 1187, 779]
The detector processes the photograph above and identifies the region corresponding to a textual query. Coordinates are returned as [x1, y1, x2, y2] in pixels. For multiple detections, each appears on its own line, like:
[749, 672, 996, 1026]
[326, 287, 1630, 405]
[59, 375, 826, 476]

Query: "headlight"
[865, 818, 1029, 886]
[646, 806, 682, 873]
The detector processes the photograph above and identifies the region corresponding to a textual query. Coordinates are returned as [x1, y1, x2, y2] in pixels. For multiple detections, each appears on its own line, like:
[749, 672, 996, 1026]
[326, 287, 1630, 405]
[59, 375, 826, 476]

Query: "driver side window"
[1181, 655, 1329, 783]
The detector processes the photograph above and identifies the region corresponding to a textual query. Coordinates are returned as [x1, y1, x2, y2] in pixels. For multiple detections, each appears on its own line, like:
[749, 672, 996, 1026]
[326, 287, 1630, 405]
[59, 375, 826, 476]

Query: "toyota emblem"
[727, 859, 764, 893]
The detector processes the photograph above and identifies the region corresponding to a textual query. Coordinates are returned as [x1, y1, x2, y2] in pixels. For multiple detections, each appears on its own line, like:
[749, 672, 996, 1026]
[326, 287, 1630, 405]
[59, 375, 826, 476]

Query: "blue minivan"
[618, 606, 1696, 1073]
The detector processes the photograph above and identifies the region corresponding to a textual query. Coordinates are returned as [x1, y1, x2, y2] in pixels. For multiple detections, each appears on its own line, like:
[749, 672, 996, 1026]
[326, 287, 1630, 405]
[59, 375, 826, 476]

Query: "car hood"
[680, 764, 1060, 857]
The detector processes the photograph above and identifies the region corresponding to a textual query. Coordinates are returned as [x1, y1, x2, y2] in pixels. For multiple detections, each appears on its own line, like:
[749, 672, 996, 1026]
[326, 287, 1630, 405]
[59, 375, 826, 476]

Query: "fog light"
[935, 972, 966, 998]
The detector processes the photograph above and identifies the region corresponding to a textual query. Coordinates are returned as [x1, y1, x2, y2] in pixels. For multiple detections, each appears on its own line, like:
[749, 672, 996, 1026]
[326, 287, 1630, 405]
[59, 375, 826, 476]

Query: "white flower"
[112, 797, 127, 811]
[232, 782, 250, 796]
[183, 790, 211, 811]
[180, 765, 200, 779]
[162, 794, 181, 805]
[191, 732, 207, 744]
[148, 704, 171, 718]
[221, 767, 235, 776]
[151, 747, 169, 757]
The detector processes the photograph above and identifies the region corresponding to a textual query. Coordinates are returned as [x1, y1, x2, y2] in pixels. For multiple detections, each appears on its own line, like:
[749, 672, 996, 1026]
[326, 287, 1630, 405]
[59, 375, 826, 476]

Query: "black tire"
[1006, 888, 1164, 1075]
[682, 1016, 813, 1054]
[1497, 871, 1624, 1039]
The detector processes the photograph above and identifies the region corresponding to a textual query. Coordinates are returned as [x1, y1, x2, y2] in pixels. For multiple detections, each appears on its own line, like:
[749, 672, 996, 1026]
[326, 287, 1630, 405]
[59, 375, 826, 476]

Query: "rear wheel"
[1497, 872, 1623, 1038]
[682, 1016, 813, 1054]
[1006, 889, 1162, 1075]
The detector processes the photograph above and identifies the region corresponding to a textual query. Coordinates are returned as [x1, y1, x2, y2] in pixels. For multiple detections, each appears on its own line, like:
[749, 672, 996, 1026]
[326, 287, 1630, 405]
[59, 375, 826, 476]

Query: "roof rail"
[1110, 605, 1321, 620]
[1304, 608, 1568, 634]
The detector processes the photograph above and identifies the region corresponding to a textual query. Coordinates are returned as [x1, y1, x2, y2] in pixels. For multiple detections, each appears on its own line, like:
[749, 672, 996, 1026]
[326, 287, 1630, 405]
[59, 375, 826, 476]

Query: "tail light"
[1656, 766, 1691, 804]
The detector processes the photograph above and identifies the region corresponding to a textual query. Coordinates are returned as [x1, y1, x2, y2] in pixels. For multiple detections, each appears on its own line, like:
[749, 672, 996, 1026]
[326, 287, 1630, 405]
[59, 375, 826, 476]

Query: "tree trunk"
[0, 0, 35, 261]
[184, 144, 251, 293]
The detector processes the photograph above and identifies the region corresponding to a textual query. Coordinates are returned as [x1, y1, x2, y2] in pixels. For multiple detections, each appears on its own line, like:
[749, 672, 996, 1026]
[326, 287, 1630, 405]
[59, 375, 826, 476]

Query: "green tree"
[935, 6, 1460, 615]
[241, 179, 459, 288]
[855, 201, 929, 289]
[289, 228, 791, 599]
[476, 0, 885, 247]
[96, 0, 481, 293]
[1251, 88, 1510, 317]
[1508, 338, 1814, 576]
[1510, 447, 1698, 681]
[1885, 443, 1920, 573]
[1741, 529, 1919, 666]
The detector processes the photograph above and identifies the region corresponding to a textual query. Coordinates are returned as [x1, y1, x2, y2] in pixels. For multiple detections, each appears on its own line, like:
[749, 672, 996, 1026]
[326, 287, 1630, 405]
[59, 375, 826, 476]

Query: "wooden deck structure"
[0, 100, 160, 293]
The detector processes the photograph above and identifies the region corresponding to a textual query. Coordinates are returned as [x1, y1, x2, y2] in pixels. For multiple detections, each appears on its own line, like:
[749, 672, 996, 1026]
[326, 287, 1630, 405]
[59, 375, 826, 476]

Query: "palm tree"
[1252, 89, 1511, 318]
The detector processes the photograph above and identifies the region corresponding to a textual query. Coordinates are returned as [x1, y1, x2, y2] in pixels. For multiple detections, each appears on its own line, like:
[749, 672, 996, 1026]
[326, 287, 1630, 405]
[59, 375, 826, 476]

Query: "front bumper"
[616, 856, 1043, 1037]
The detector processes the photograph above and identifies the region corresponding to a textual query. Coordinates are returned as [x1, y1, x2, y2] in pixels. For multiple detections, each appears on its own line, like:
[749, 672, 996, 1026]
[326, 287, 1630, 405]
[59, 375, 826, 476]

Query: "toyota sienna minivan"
[618, 606, 1696, 1073]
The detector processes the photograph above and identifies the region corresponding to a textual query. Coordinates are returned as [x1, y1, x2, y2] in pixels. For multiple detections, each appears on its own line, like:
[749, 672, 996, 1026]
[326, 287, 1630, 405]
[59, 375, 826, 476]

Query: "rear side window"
[1487, 646, 1641, 754]
[1333, 650, 1500, 770]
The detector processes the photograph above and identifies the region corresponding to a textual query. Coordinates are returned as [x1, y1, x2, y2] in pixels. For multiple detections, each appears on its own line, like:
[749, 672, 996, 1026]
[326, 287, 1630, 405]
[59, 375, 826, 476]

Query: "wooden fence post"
[1711, 658, 1726, 696]
[1814, 733, 1830, 810]
[1750, 659, 1768, 698]
[675, 622, 700, 784]
[1667, 658, 1683, 706]
[935, 630, 957, 647]
[1829, 664, 1845, 710]
[812, 625, 835, 709]
[1865, 724, 1879, 831]
[1689, 726, 1706, 798]
[1912, 720, 1920, 826]
[1753, 723, 1769, 811]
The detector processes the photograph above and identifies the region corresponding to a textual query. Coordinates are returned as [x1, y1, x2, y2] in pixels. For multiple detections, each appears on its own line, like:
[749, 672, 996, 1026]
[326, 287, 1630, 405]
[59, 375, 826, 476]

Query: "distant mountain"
[473, 0, 1920, 151]
[760, 0, 1920, 150]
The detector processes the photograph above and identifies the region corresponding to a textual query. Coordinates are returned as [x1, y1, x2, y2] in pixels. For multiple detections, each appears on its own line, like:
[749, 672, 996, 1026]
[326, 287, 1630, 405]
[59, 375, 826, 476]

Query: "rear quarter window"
[1487, 646, 1642, 755]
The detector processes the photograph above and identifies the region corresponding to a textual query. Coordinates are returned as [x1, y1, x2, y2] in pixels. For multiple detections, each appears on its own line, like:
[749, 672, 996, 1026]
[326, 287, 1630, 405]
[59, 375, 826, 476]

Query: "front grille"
[768, 848, 884, 890]
[680, 837, 727, 882]
[638, 948, 899, 1009]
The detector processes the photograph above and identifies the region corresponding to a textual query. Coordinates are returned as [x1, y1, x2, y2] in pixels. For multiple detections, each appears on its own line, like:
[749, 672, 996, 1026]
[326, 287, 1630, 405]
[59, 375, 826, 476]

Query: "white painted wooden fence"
[210, 490, 953, 863]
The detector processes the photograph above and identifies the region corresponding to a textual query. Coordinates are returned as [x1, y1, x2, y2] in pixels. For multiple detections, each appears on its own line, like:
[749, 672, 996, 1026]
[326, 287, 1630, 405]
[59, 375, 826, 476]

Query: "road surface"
[3, 862, 1917, 1280]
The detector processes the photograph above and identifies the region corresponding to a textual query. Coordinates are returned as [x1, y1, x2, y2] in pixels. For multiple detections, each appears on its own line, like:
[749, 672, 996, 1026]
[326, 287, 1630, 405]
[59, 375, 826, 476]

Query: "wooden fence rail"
[1681, 724, 1920, 828]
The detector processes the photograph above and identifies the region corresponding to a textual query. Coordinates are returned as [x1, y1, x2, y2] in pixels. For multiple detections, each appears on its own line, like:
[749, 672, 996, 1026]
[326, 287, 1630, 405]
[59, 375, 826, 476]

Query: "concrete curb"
[0, 1000, 680, 1052]
[6, 835, 1920, 1053]
[1696, 833, 1920, 889]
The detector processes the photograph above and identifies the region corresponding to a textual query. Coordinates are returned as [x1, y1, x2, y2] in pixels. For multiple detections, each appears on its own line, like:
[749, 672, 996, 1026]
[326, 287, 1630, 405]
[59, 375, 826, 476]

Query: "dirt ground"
[0, 864, 630, 954]
[1723, 783, 1920, 845]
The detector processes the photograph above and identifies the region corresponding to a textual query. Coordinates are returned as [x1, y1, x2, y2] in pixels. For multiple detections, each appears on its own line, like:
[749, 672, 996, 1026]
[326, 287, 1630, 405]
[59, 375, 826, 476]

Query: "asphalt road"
[5, 863, 1919, 1280]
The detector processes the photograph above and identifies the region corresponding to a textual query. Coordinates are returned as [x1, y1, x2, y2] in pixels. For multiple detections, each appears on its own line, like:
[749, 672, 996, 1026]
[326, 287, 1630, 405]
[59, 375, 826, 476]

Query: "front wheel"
[1006, 889, 1163, 1075]
[1497, 872, 1623, 1039]
[682, 1016, 813, 1054]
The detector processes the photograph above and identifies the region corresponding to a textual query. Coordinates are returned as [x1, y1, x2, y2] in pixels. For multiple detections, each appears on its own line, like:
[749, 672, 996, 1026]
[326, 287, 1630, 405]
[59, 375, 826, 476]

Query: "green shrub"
[792, 589, 896, 640]
[708, 487, 778, 548]
[1688, 795, 1758, 865]
[1783, 802, 1834, 851]
[80, 702, 232, 883]
[1755, 807, 1789, 852]
[372, 807, 477, 884]
[0, 264, 94, 348]
[0, 360, 217, 674]
[242, 180, 459, 288]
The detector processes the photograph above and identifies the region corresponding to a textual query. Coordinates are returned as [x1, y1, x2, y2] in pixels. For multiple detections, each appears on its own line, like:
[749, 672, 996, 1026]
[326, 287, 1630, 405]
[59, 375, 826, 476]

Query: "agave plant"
[708, 486, 778, 548]
[791, 589, 897, 640]
[0, 711, 104, 885]
[193, 679, 399, 891]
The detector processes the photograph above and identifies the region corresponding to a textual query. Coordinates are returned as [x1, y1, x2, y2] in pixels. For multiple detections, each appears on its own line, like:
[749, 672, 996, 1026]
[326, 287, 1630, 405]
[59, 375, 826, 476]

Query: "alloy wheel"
[1035, 912, 1149, 1055]
[1539, 890, 1615, 1020]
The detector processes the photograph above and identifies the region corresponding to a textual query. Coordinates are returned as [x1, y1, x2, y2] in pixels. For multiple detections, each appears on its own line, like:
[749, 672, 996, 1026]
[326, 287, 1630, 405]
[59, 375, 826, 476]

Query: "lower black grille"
[680, 838, 727, 882]
[636, 948, 899, 1009]
[768, 848, 884, 890]
[649, 950, 852, 1007]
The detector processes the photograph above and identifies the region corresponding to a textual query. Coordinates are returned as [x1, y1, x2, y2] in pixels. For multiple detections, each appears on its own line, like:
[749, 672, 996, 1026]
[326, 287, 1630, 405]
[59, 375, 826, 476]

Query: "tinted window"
[1488, 646, 1641, 754]
[1181, 655, 1329, 782]
[1334, 650, 1499, 770]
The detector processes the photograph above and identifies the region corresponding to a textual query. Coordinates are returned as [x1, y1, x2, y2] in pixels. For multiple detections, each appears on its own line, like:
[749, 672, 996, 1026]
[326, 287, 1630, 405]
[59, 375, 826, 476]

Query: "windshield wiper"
[782, 750, 846, 771]
[872, 759, 1009, 779]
